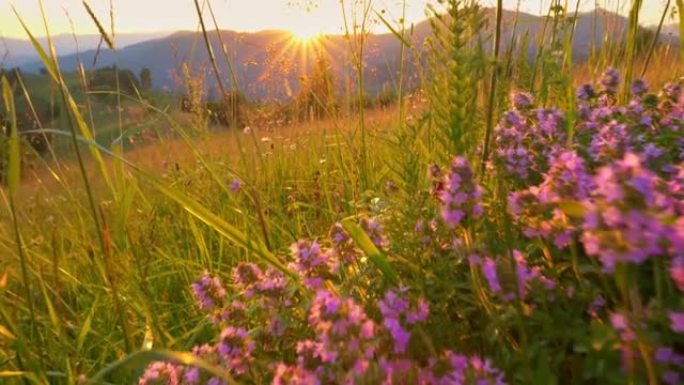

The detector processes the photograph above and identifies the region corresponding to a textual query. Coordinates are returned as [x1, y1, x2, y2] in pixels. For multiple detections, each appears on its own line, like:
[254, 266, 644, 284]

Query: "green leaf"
[12, 7, 112, 190]
[2, 77, 20, 193]
[557, 200, 585, 219]
[76, 297, 99, 355]
[0, 371, 43, 384]
[341, 218, 399, 285]
[374, 10, 412, 49]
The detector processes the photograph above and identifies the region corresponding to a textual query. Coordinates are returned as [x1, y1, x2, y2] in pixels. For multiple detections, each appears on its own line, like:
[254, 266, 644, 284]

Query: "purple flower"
[232, 263, 263, 298]
[305, 290, 377, 380]
[216, 326, 255, 375]
[360, 217, 389, 250]
[378, 289, 430, 354]
[630, 79, 648, 96]
[138, 361, 183, 385]
[191, 273, 226, 310]
[669, 312, 684, 333]
[511, 91, 534, 110]
[437, 157, 483, 228]
[482, 258, 501, 294]
[230, 178, 241, 192]
[671, 257, 684, 292]
[577, 84, 596, 100]
[581, 153, 674, 271]
[599, 67, 621, 95]
[290, 240, 338, 289]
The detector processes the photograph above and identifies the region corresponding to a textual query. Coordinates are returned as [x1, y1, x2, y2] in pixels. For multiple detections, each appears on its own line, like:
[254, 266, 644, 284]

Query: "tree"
[140, 67, 152, 90]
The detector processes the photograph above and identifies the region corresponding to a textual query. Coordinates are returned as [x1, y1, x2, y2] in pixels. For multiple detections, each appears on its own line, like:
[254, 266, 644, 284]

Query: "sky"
[0, 0, 675, 40]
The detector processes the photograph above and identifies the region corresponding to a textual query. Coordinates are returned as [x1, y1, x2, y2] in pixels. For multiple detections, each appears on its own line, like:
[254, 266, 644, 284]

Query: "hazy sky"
[0, 0, 675, 40]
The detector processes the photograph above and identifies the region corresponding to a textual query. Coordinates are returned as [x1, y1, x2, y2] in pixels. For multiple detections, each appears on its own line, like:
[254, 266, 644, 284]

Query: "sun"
[289, 24, 322, 43]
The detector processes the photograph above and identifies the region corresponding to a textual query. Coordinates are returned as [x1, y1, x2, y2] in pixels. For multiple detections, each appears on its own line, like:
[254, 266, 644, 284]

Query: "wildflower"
[599, 67, 621, 95]
[438, 157, 483, 228]
[138, 361, 183, 385]
[290, 240, 338, 289]
[511, 91, 534, 110]
[272, 362, 321, 385]
[360, 217, 389, 249]
[420, 350, 506, 385]
[329, 223, 361, 264]
[577, 83, 596, 100]
[663, 371, 682, 385]
[191, 273, 226, 310]
[306, 290, 377, 380]
[377, 289, 429, 355]
[232, 263, 263, 298]
[211, 300, 247, 325]
[256, 267, 288, 297]
[481, 257, 501, 294]
[661, 82, 682, 102]
[587, 295, 606, 318]
[630, 79, 648, 96]
[581, 153, 672, 271]
[610, 312, 636, 342]
[230, 178, 241, 192]
[670, 257, 684, 292]
[669, 312, 684, 333]
[216, 326, 255, 375]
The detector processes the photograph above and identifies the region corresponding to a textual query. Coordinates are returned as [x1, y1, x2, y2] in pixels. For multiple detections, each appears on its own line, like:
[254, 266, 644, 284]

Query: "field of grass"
[2, 1, 684, 384]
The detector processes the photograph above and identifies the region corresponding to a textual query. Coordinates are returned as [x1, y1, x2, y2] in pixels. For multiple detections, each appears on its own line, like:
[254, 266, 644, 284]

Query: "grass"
[1, 0, 684, 384]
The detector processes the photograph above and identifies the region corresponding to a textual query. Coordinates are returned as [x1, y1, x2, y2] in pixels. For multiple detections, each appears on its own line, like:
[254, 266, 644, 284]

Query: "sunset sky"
[0, 0, 675, 40]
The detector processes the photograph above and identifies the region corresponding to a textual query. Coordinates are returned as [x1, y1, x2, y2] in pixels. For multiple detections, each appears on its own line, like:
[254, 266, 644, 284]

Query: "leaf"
[557, 200, 586, 219]
[86, 349, 237, 385]
[0, 371, 42, 384]
[2, 77, 20, 193]
[142, 319, 154, 351]
[0, 324, 16, 340]
[82, 1, 115, 49]
[76, 297, 99, 355]
[374, 10, 412, 49]
[341, 218, 399, 285]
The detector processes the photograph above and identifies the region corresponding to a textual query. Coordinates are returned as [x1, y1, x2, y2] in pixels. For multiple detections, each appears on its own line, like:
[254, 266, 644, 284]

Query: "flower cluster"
[139, 325, 254, 384]
[289, 240, 339, 289]
[433, 157, 483, 228]
[581, 153, 677, 271]
[191, 272, 226, 310]
[378, 289, 429, 354]
[360, 217, 389, 250]
[471, 250, 555, 303]
[276, 290, 378, 383]
[494, 69, 684, 384]
[141, 236, 507, 385]
[419, 351, 507, 385]
[509, 150, 593, 248]
[329, 223, 362, 264]
[493, 92, 567, 182]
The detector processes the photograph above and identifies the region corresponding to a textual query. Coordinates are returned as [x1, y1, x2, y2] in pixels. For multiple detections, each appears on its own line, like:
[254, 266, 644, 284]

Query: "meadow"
[1, 0, 684, 384]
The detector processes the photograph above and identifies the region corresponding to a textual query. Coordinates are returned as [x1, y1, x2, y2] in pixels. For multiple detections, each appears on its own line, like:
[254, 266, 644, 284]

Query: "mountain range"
[4, 8, 680, 101]
[1, 32, 171, 66]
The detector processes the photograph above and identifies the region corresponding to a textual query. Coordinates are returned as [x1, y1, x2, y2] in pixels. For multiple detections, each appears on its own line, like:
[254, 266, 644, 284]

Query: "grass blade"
[1, 77, 19, 193]
[86, 350, 237, 385]
[341, 218, 399, 285]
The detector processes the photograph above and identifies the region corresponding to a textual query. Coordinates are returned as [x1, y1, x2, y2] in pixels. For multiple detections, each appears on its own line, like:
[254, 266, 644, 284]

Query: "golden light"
[289, 24, 322, 43]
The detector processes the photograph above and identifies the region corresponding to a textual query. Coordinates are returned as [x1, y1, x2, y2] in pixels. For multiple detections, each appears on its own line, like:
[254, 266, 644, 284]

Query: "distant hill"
[13, 8, 678, 101]
[1, 32, 171, 66]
